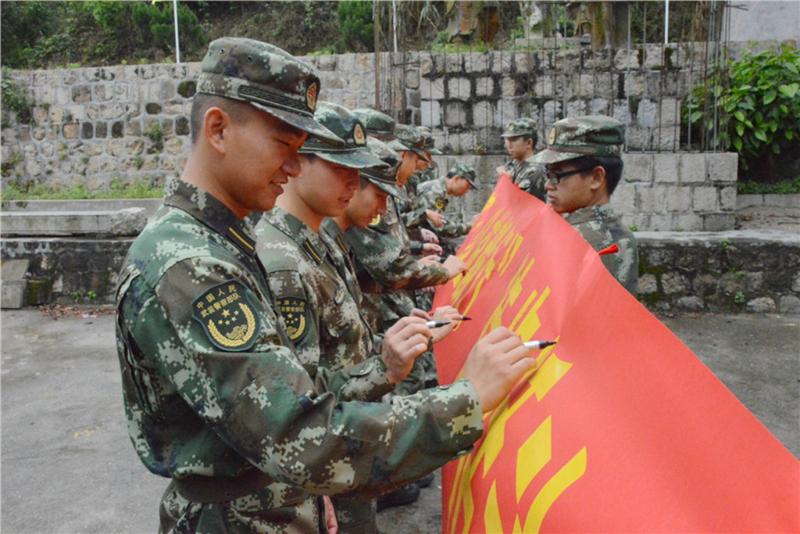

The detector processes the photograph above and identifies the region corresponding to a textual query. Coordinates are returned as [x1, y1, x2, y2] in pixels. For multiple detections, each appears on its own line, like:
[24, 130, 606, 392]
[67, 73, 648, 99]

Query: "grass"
[737, 176, 800, 195]
[1, 178, 164, 201]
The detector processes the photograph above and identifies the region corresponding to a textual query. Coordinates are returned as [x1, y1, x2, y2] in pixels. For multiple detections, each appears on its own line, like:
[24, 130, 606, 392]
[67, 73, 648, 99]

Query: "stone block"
[419, 77, 445, 100]
[609, 182, 635, 214]
[654, 153, 679, 183]
[589, 98, 610, 115]
[444, 103, 467, 127]
[614, 49, 639, 70]
[317, 55, 337, 71]
[63, 122, 80, 139]
[708, 153, 738, 183]
[405, 69, 420, 89]
[445, 54, 463, 73]
[624, 72, 645, 98]
[81, 122, 94, 139]
[72, 85, 92, 104]
[677, 296, 705, 311]
[719, 186, 737, 211]
[693, 186, 718, 212]
[475, 77, 494, 97]
[491, 52, 513, 73]
[541, 100, 560, 126]
[636, 99, 658, 127]
[500, 77, 517, 97]
[680, 153, 707, 184]
[703, 214, 735, 231]
[1, 280, 26, 309]
[533, 76, 553, 96]
[648, 214, 672, 230]
[420, 100, 441, 128]
[622, 154, 654, 183]
[662, 272, 689, 294]
[514, 53, 533, 72]
[95, 122, 107, 139]
[468, 53, 490, 72]
[746, 297, 776, 313]
[448, 77, 471, 100]
[625, 125, 651, 150]
[671, 213, 703, 231]
[779, 295, 800, 314]
[472, 101, 494, 128]
[638, 273, 658, 294]
[495, 100, 519, 128]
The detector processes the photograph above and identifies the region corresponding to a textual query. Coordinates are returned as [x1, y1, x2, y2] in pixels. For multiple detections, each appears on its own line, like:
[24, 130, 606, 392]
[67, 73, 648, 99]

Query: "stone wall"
[637, 230, 800, 314]
[433, 152, 738, 232]
[0, 44, 751, 231]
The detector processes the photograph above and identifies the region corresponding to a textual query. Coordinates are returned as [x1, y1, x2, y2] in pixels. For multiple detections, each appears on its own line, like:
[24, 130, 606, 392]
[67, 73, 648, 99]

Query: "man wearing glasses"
[531, 115, 639, 295]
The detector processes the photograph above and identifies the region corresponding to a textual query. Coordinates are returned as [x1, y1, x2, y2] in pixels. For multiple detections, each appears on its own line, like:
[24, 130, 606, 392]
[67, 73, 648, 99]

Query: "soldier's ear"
[204, 106, 229, 155]
[589, 165, 606, 192]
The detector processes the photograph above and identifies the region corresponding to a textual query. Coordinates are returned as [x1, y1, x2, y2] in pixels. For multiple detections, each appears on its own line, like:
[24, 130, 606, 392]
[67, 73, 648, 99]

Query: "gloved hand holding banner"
[433, 175, 798, 533]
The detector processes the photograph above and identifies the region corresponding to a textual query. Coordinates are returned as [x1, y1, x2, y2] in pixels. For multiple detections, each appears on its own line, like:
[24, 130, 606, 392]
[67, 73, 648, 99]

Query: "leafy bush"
[1, 75, 33, 125]
[1, 178, 164, 200]
[686, 43, 800, 182]
[336, 1, 374, 53]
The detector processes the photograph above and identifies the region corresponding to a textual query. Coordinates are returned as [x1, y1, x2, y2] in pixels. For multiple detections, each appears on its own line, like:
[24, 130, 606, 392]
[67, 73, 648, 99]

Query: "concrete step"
[0, 208, 147, 237]
[1, 259, 29, 309]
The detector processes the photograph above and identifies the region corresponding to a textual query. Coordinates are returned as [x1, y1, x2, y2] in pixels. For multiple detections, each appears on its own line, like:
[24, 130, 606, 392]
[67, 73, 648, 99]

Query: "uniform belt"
[173, 469, 273, 503]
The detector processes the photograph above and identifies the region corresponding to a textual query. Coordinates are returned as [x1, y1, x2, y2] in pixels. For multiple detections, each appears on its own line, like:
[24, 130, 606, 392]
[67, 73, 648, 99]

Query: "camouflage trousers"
[331, 494, 378, 534]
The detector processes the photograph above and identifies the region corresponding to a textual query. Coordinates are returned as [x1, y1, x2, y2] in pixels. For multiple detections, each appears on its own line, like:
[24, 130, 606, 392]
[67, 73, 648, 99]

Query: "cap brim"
[387, 139, 409, 151]
[529, 148, 584, 165]
[427, 148, 442, 155]
[465, 178, 478, 188]
[251, 102, 344, 146]
[361, 172, 407, 200]
[313, 147, 388, 169]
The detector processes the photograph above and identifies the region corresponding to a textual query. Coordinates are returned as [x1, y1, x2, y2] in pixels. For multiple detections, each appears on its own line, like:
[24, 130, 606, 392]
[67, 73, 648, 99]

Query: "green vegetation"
[737, 176, 800, 195]
[1, 178, 164, 200]
[686, 43, 800, 183]
[734, 291, 746, 305]
[336, 1, 374, 53]
[1, 74, 33, 125]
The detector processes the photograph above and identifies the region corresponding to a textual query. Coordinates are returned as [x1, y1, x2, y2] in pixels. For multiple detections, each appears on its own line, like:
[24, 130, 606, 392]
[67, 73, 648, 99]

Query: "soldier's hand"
[426, 209, 445, 228]
[461, 327, 535, 413]
[442, 255, 467, 278]
[381, 316, 432, 384]
[430, 305, 461, 343]
[422, 242, 443, 256]
[419, 254, 442, 265]
[323, 496, 338, 534]
[420, 228, 440, 244]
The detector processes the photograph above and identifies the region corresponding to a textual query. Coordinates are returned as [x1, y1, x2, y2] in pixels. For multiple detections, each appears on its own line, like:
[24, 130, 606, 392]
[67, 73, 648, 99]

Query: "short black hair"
[573, 155, 624, 195]
[190, 94, 253, 144]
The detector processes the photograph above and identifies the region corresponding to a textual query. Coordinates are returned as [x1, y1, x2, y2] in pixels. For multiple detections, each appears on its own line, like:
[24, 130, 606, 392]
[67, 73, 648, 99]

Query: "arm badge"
[276, 296, 309, 343]
[192, 281, 260, 351]
[435, 197, 446, 211]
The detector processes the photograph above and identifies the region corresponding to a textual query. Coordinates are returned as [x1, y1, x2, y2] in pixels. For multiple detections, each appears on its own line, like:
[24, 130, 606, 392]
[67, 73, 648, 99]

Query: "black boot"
[416, 472, 434, 488]
[376, 483, 420, 511]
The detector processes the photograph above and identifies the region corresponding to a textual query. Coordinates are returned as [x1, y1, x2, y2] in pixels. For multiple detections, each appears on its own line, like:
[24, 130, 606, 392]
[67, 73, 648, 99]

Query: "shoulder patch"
[276, 296, 309, 343]
[192, 281, 259, 351]
[434, 197, 446, 211]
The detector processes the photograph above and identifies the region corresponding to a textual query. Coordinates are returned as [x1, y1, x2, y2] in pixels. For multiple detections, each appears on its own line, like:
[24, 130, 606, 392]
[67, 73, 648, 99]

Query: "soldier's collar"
[164, 180, 256, 256]
[265, 207, 327, 265]
[565, 204, 614, 225]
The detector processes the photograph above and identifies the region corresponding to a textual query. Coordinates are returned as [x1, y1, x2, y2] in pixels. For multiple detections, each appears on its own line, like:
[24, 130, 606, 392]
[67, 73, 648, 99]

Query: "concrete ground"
[1, 310, 797, 534]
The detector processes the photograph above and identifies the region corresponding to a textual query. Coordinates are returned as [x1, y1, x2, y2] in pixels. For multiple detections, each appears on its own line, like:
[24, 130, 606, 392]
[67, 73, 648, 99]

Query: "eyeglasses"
[545, 165, 596, 185]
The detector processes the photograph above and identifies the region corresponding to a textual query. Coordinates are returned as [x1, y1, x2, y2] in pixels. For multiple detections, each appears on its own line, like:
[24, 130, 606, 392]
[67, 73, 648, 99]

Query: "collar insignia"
[306, 81, 318, 112]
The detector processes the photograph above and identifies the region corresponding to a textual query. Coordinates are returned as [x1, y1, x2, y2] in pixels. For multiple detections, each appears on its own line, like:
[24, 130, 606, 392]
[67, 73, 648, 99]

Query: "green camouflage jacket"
[114, 180, 483, 533]
[566, 204, 639, 295]
[503, 157, 547, 201]
[255, 208, 391, 402]
[415, 178, 471, 237]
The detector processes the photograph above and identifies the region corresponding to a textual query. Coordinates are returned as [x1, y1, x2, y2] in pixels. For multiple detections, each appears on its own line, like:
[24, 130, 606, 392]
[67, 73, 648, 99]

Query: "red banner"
[434, 176, 799, 533]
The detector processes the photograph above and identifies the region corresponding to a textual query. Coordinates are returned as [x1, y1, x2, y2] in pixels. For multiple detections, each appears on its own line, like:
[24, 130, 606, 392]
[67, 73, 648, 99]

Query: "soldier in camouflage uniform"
[114, 37, 535, 534]
[499, 117, 548, 201]
[344, 121, 466, 332]
[531, 115, 639, 294]
[256, 103, 455, 533]
[415, 162, 478, 240]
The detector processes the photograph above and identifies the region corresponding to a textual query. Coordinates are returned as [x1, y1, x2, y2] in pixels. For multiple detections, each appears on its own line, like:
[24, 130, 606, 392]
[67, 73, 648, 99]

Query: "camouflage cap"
[352, 108, 409, 152]
[417, 126, 442, 155]
[360, 137, 406, 200]
[299, 102, 387, 169]
[501, 117, 538, 138]
[447, 162, 477, 189]
[395, 124, 429, 160]
[531, 115, 625, 165]
[197, 37, 343, 145]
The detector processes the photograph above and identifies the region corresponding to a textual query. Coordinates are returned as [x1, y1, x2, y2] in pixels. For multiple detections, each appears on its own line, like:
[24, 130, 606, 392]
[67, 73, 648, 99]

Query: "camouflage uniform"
[255, 104, 396, 534]
[531, 114, 639, 296]
[501, 118, 548, 201]
[115, 38, 484, 534]
[566, 205, 639, 294]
